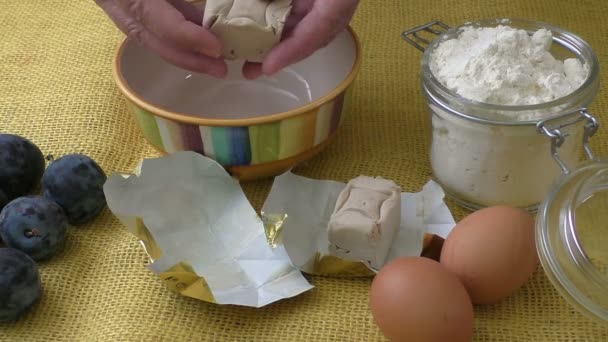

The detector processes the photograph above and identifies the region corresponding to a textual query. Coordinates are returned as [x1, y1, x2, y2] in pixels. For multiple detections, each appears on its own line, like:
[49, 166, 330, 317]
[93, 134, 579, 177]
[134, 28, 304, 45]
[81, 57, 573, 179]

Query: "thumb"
[261, 9, 336, 75]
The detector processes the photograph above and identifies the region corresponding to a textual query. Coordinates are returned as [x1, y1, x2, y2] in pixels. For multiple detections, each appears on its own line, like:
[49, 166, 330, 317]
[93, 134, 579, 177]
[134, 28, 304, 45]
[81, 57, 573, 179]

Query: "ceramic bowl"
[113, 27, 361, 181]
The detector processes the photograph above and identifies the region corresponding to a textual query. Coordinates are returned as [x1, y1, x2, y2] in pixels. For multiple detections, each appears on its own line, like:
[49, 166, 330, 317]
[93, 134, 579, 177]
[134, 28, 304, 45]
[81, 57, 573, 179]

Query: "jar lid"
[537, 155, 608, 324]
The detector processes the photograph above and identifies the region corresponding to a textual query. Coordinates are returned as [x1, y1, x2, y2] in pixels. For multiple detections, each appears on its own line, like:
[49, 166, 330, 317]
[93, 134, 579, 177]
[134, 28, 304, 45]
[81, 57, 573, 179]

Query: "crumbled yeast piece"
[328, 176, 402, 269]
[203, 0, 293, 62]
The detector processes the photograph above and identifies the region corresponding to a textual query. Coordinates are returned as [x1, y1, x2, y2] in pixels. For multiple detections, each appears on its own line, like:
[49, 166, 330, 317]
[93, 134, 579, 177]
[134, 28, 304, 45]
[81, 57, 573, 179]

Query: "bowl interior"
[118, 31, 357, 120]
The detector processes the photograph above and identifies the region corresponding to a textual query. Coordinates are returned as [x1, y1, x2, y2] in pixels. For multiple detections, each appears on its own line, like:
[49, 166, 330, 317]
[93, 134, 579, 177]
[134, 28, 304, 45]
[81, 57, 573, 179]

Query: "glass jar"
[406, 19, 600, 210]
[404, 18, 608, 325]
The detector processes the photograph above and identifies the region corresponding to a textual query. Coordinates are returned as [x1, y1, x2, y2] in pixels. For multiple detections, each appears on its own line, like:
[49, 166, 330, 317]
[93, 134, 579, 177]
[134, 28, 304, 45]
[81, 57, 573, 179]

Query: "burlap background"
[2, 0, 608, 341]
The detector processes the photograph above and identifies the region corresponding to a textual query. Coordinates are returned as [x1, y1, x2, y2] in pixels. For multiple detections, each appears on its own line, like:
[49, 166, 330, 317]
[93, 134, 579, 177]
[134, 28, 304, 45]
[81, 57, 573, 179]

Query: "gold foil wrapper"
[261, 211, 376, 276]
[261, 212, 287, 248]
[261, 172, 456, 276]
[311, 254, 376, 277]
[134, 217, 162, 262]
[103, 152, 313, 308]
[130, 217, 217, 303]
[159, 262, 216, 303]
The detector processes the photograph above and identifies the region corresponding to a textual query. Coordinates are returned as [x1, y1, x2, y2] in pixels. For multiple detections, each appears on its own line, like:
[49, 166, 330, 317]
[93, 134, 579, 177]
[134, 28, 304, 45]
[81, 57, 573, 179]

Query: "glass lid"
[536, 107, 608, 325]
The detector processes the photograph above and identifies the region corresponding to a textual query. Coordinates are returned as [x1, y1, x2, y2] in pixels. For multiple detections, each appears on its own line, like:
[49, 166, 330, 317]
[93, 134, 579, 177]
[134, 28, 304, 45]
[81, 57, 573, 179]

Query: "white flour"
[430, 25, 589, 108]
[426, 25, 590, 209]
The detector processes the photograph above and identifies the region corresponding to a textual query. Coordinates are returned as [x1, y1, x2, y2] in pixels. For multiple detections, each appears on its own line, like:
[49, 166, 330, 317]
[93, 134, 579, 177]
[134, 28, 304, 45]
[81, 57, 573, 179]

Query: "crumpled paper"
[261, 172, 456, 276]
[102, 151, 313, 308]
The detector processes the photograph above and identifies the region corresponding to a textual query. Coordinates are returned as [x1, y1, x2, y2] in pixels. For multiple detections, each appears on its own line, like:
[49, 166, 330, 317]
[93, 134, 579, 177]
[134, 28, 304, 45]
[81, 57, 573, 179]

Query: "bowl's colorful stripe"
[129, 89, 350, 167]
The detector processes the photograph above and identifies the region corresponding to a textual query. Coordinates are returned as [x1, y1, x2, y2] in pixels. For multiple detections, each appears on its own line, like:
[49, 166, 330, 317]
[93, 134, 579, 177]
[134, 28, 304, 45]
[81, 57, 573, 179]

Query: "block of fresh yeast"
[203, 0, 293, 62]
[328, 176, 402, 269]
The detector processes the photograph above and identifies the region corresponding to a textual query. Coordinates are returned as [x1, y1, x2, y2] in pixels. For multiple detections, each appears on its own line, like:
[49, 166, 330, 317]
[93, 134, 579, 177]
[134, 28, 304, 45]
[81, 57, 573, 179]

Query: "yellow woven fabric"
[2, 0, 608, 341]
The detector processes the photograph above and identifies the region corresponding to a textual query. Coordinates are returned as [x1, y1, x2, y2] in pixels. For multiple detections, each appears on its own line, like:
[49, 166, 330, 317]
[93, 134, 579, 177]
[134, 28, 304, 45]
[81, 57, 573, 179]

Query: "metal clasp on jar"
[536, 109, 600, 174]
[401, 21, 450, 51]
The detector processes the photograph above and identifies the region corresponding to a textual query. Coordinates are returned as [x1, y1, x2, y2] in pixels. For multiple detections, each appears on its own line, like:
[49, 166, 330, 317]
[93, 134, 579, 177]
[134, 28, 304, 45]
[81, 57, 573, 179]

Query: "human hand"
[242, 0, 360, 79]
[95, 0, 228, 77]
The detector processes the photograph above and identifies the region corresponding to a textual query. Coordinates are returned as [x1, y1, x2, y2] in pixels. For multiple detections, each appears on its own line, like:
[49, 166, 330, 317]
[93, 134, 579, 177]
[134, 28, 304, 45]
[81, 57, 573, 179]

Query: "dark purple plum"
[0, 247, 42, 322]
[0, 196, 68, 261]
[42, 154, 107, 225]
[0, 134, 45, 201]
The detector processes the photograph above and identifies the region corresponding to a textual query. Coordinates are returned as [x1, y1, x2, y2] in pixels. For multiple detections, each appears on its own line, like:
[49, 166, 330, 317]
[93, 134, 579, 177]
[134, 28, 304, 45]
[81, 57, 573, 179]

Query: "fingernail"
[263, 68, 279, 77]
[198, 47, 222, 58]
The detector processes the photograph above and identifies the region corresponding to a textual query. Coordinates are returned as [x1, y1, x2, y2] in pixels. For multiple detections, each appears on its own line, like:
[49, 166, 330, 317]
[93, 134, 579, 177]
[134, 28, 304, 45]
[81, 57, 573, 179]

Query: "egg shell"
[370, 256, 474, 342]
[440, 205, 538, 305]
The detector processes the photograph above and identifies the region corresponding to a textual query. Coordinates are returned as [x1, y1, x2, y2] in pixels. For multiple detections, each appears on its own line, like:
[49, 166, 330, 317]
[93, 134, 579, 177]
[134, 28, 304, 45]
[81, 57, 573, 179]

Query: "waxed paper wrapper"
[102, 151, 313, 308]
[261, 172, 456, 276]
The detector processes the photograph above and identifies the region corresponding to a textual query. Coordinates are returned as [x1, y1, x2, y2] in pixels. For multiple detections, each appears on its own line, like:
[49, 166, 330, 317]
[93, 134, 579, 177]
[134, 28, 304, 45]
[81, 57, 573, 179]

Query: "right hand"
[95, 0, 228, 77]
[242, 0, 360, 79]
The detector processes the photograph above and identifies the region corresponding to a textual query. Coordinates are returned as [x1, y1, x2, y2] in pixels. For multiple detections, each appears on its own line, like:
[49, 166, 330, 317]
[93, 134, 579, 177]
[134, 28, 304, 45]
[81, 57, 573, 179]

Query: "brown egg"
[370, 257, 474, 342]
[440, 205, 538, 305]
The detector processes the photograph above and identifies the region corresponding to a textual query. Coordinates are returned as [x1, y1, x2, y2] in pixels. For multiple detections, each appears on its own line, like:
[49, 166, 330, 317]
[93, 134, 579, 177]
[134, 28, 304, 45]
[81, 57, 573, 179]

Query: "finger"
[95, 0, 133, 35]
[282, 0, 313, 35]
[136, 29, 228, 77]
[261, 10, 334, 76]
[166, 0, 202, 24]
[242, 62, 263, 80]
[240, 0, 315, 81]
[117, 0, 222, 57]
[262, 1, 359, 76]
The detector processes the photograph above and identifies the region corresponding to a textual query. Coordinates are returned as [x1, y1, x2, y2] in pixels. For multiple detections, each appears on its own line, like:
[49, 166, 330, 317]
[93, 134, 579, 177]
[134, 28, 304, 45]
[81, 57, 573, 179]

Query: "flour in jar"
[429, 25, 589, 110]
[425, 24, 593, 209]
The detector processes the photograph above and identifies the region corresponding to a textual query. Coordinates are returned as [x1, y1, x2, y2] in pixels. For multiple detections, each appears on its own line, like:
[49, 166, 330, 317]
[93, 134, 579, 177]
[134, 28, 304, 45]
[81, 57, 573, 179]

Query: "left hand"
[95, 0, 227, 77]
[242, 0, 360, 79]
